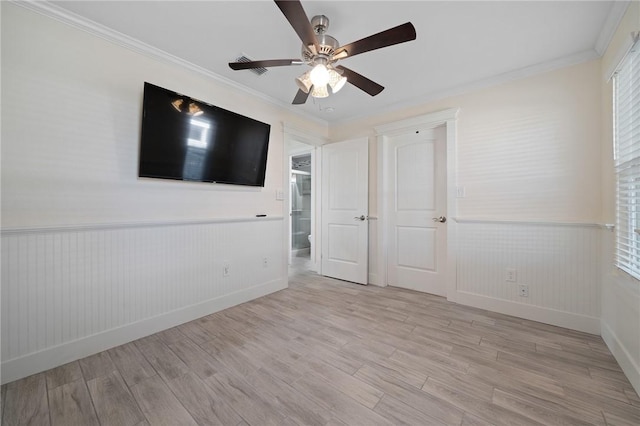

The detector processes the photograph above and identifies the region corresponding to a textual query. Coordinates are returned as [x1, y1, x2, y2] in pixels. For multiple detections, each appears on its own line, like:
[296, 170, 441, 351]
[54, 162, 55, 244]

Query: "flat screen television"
[139, 82, 271, 187]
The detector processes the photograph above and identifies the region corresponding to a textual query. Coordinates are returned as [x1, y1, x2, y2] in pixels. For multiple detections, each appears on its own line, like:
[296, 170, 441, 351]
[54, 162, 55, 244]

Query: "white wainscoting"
[600, 227, 640, 395]
[1, 217, 285, 384]
[455, 219, 601, 334]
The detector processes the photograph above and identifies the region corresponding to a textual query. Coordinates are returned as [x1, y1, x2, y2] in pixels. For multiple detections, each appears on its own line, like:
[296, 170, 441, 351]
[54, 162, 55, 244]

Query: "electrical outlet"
[223, 262, 230, 277]
[262, 257, 268, 268]
[505, 268, 517, 282]
[276, 189, 284, 200]
[518, 284, 529, 297]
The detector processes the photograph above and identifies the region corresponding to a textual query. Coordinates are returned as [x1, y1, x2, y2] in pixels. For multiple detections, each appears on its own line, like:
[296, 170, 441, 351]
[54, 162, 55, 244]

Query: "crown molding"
[595, 0, 631, 56]
[332, 48, 600, 127]
[11, 0, 329, 128]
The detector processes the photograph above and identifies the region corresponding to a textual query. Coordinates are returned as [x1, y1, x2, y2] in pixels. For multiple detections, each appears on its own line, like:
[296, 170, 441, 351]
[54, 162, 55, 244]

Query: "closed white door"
[387, 127, 446, 295]
[321, 138, 369, 284]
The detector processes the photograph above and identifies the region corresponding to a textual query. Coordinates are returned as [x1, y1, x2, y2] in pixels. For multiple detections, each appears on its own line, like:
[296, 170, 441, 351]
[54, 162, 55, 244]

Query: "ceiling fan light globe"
[296, 71, 313, 93]
[311, 84, 329, 98]
[310, 64, 330, 87]
[328, 69, 347, 93]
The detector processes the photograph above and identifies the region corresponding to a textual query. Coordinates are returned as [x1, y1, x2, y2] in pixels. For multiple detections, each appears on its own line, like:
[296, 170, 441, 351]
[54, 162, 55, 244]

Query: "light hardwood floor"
[2, 259, 640, 425]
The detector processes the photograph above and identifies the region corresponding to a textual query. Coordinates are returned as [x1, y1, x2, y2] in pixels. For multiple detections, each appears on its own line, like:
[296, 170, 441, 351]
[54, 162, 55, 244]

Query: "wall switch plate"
[223, 262, 230, 277]
[518, 284, 529, 297]
[456, 186, 466, 198]
[505, 268, 517, 282]
[276, 189, 284, 200]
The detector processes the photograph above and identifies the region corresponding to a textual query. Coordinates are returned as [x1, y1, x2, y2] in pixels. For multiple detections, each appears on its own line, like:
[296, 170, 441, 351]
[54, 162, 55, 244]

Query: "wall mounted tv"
[139, 82, 271, 187]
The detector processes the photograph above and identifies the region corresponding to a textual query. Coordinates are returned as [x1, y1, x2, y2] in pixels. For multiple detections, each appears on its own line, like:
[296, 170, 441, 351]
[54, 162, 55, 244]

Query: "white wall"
[600, 1, 640, 395]
[331, 60, 604, 334]
[0, 3, 326, 383]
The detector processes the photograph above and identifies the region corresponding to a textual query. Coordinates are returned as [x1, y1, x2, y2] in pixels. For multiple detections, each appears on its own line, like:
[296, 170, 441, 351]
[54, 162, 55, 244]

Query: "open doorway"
[289, 151, 316, 273]
[291, 153, 312, 260]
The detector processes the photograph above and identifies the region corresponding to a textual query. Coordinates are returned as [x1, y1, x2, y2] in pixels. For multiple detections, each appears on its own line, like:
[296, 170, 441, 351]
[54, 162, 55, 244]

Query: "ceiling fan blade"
[229, 59, 302, 70]
[335, 66, 384, 96]
[292, 89, 310, 105]
[333, 22, 416, 60]
[274, 0, 319, 52]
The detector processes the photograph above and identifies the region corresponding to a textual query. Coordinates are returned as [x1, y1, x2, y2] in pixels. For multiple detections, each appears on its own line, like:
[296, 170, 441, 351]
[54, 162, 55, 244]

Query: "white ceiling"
[48, 1, 625, 124]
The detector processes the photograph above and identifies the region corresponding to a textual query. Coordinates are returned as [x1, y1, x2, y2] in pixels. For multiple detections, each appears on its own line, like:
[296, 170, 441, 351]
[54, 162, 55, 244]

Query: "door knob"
[432, 216, 447, 223]
[354, 215, 367, 221]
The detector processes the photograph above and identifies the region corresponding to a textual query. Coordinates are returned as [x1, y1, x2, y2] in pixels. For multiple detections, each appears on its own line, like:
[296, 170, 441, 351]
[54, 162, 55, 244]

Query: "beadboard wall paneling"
[1, 218, 285, 384]
[600, 227, 640, 394]
[456, 220, 601, 333]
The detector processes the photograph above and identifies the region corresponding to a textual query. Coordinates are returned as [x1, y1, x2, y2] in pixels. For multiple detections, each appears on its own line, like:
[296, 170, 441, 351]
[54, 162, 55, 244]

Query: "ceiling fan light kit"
[229, 0, 416, 105]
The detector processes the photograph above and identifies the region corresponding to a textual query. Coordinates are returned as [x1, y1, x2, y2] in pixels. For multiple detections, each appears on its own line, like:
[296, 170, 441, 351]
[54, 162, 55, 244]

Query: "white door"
[387, 127, 446, 295]
[321, 138, 369, 284]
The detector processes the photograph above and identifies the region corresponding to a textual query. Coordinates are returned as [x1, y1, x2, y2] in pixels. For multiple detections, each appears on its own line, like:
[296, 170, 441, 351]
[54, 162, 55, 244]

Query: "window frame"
[613, 35, 640, 281]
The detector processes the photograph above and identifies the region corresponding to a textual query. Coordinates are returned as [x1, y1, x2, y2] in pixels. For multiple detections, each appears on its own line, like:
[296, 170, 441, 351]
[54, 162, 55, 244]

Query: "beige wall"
[331, 59, 603, 223]
[1, 3, 327, 228]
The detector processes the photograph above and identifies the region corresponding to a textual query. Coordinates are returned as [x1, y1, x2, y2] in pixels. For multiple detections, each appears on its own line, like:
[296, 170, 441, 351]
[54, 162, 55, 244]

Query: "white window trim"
[614, 32, 640, 281]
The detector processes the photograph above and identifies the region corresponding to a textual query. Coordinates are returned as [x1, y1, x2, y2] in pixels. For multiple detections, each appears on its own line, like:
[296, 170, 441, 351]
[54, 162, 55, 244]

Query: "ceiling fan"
[228, 0, 416, 105]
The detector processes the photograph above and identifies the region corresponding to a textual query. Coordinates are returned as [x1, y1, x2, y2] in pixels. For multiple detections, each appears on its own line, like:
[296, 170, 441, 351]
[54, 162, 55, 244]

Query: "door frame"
[283, 124, 326, 275]
[374, 108, 460, 301]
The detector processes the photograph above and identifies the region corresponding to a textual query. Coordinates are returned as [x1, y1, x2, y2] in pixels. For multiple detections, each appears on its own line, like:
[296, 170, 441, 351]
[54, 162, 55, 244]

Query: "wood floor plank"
[242, 341, 307, 384]
[45, 361, 83, 390]
[3, 373, 50, 426]
[461, 412, 496, 426]
[307, 347, 364, 375]
[79, 350, 116, 381]
[166, 372, 242, 426]
[135, 338, 189, 382]
[390, 347, 470, 376]
[603, 410, 640, 426]
[48, 379, 99, 426]
[421, 377, 543, 426]
[625, 389, 640, 407]
[563, 386, 640, 423]
[244, 368, 330, 426]
[168, 338, 221, 380]
[87, 370, 145, 426]
[354, 364, 465, 425]
[107, 342, 157, 387]
[304, 357, 383, 409]
[365, 357, 429, 389]
[491, 387, 599, 426]
[204, 370, 287, 426]
[200, 339, 262, 378]
[466, 363, 565, 400]
[177, 321, 218, 345]
[373, 394, 447, 425]
[291, 372, 394, 426]
[156, 327, 187, 345]
[130, 375, 197, 426]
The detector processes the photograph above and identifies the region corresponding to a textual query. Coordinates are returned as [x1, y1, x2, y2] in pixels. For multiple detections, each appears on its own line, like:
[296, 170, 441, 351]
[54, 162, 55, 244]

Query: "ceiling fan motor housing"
[302, 15, 339, 64]
[311, 15, 330, 34]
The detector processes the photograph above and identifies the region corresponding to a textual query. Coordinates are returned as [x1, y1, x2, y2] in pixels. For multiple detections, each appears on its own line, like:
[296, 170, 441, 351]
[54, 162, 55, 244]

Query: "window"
[614, 36, 640, 279]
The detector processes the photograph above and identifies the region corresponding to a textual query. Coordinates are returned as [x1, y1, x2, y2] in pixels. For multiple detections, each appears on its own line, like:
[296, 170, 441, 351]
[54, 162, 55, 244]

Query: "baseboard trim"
[1, 278, 286, 384]
[455, 291, 601, 335]
[602, 321, 640, 396]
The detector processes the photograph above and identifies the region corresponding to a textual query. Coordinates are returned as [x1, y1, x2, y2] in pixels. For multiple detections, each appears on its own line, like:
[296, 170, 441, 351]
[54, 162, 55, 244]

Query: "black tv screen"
[139, 82, 271, 187]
